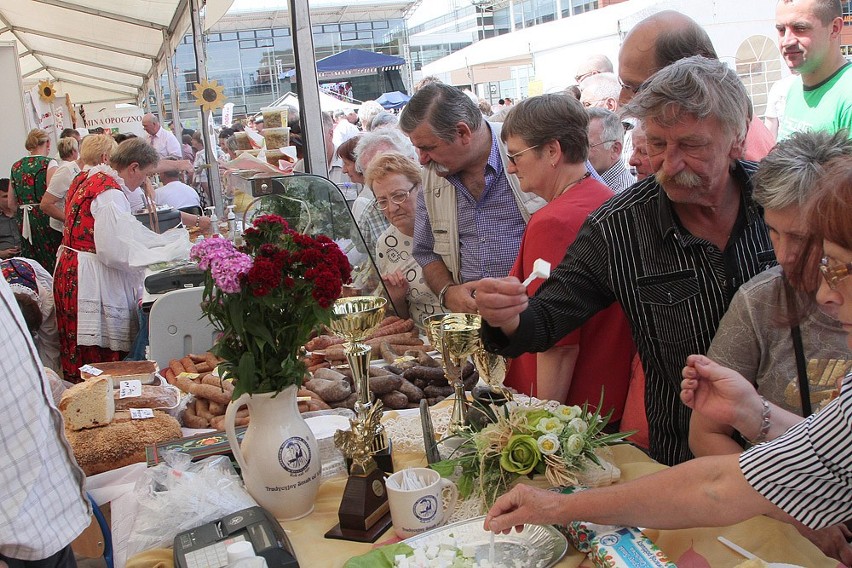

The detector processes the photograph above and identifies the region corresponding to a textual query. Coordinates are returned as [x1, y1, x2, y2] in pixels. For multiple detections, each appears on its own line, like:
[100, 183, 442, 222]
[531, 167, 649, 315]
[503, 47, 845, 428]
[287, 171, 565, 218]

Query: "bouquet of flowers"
[190, 214, 351, 398]
[431, 395, 631, 508]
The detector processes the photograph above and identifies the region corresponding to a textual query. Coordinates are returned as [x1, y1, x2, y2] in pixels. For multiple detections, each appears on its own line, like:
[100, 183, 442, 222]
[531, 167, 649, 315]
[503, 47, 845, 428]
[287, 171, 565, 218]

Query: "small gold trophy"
[431, 313, 482, 433]
[325, 296, 394, 542]
[472, 346, 511, 400]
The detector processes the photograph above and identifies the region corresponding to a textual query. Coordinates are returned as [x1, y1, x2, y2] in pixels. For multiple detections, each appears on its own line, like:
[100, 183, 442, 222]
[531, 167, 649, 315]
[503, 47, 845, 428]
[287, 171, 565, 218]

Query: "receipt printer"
[173, 506, 299, 568]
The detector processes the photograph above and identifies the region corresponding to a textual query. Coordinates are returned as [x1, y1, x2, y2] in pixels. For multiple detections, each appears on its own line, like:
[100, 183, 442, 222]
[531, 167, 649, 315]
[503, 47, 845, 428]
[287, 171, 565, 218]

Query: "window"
[256, 29, 272, 38]
[357, 22, 372, 30]
[220, 32, 237, 41]
[257, 38, 273, 48]
[357, 31, 373, 40]
[273, 28, 290, 36]
[323, 24, 339, 33]
[341, 32, 357, 41]
[340, 23, 356, 32]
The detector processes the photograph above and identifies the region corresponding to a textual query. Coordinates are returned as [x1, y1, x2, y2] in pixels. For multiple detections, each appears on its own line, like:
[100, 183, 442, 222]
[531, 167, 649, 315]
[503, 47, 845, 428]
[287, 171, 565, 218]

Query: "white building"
[421, 0, 785, 118]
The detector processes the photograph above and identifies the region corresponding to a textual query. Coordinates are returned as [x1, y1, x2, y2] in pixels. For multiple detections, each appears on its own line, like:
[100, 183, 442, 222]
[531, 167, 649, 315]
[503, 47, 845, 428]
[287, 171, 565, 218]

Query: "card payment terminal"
[173, 506, 299, 568]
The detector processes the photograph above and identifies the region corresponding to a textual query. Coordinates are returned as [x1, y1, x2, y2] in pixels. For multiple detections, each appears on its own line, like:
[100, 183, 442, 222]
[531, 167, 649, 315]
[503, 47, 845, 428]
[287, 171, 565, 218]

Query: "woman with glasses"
[364, 153, 440, 328]
[498, 94, 635, 414]
[485, 156, 852, 549]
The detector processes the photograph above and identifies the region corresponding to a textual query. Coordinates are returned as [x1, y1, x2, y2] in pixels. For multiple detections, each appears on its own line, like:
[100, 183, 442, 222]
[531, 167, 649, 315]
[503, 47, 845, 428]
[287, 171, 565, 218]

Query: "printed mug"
[386, 467, 458, 539]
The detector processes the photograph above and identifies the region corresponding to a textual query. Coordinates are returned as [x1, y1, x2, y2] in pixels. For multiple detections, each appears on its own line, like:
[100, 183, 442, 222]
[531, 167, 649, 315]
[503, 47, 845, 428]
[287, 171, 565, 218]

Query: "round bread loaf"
[65, 411, 182, 475]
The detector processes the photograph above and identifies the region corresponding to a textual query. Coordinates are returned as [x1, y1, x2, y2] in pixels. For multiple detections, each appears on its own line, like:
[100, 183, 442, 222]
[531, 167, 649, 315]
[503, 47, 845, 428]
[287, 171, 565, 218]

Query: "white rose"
[537, 434, 560, 455]
[565, 434, 584, 456]
[568, 417, 588, 434]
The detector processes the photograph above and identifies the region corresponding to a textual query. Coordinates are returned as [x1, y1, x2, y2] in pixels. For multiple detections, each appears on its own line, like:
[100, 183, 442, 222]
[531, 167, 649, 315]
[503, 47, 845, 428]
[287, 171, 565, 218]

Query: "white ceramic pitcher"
[225, 385, 321, 520]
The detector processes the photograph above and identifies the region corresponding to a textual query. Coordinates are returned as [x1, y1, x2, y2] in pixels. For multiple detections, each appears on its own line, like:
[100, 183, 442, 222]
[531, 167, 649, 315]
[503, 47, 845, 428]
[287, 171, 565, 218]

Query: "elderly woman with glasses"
[364, 153, 440, 328]
[497, 94, 635, 414]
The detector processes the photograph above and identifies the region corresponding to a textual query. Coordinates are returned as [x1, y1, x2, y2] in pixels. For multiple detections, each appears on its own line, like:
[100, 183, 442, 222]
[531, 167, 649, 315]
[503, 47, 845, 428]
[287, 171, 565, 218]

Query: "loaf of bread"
[81, 360, 158, 384]
[65, 411, 182, 475]
[114, 385, 180, 411]
[59, 376, 115, 431]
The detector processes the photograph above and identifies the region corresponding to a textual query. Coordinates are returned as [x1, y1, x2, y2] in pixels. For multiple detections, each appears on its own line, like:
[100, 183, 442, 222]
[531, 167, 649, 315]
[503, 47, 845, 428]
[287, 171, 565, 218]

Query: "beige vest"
[421, 121, 546, 283]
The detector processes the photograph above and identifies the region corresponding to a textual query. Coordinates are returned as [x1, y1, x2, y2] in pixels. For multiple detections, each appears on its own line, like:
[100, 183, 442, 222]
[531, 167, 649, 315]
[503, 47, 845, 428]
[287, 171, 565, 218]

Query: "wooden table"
[280, 444, 839, 567]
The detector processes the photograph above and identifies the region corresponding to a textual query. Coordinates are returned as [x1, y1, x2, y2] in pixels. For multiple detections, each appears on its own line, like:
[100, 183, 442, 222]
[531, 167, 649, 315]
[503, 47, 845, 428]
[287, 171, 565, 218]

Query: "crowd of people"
[3, 0, 851, 566]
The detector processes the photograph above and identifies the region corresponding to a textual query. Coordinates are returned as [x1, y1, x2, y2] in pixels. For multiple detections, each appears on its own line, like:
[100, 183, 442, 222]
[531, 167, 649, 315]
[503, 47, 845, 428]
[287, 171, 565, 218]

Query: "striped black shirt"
[740, 372, 851, 529]
[483, 160, 776, 466]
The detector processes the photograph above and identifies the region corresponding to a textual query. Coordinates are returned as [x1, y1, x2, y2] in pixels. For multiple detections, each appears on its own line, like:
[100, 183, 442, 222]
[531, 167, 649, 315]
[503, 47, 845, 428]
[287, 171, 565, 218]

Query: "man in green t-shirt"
[775, 0, 852, 140]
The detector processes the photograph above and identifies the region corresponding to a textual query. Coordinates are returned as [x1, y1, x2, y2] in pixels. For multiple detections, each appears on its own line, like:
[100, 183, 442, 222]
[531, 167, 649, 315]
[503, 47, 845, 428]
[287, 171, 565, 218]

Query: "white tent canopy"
[0, 0, 234, 105]
[268, 90, 359, 113]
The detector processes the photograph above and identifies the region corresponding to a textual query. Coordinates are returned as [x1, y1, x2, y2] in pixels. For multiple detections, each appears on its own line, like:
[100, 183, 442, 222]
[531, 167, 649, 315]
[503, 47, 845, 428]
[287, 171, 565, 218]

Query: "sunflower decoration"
[191, 80, 227, 112]
[38, 80, 56, 103]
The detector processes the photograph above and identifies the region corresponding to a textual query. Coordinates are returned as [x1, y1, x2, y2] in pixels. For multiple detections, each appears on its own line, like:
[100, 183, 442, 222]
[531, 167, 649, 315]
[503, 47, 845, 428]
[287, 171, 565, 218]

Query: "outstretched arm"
[485, 454, 787, 533]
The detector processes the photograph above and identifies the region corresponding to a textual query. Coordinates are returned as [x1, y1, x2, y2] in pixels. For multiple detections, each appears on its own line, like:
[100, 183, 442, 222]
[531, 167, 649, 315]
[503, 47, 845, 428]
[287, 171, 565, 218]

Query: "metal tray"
[403, 515, 568, 568]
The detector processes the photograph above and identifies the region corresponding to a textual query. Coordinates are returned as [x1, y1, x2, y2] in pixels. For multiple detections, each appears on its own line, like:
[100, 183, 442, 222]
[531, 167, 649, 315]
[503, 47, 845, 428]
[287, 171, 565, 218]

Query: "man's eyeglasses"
[575, 71, 596, 84]
[819, 255, 852, 290]
[589, 140, 616, 148]
[373, 184, 417, 210]
[581, 98, 607, 108]
[618, 77, 641, 94]
[507, 144, 540, 165]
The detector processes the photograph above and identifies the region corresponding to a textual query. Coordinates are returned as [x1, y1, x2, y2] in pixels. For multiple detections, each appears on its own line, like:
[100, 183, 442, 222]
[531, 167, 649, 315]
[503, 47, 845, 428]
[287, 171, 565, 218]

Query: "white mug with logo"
[386, 467, 459, 539]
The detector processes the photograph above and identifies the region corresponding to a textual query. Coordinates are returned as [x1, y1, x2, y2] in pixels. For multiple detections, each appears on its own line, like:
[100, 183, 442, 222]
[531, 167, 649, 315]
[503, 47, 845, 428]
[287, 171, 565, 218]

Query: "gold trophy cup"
[434, 313, 482, 433]
[325, 296, 393, 542]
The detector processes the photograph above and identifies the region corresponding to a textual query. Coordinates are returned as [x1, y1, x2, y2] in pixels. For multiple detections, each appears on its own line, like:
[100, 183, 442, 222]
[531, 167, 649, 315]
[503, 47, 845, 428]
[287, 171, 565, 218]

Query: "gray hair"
[357, 101, 384, 132]
[399, 83, 483, 142]
[753, 129, 852, 210]
[502, 94, 589, 164]
[353, 128, 417, 173]
[586, 107, 624, 151]
[580, 73, 621, 106]
[623, 56, 748, 145]
[371, 111, 399, 131]
[110, 137, 159, 170]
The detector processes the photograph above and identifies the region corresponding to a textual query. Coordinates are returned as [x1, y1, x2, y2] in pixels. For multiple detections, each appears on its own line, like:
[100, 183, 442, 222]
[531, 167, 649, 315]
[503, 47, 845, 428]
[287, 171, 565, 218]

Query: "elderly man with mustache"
[475, 57, 777, 467]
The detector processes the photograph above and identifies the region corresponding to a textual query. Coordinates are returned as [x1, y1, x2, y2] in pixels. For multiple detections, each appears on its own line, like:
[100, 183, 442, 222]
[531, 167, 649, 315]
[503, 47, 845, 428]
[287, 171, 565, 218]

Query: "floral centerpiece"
[190, 214, 351, 398]
[431, 395, 631, 509]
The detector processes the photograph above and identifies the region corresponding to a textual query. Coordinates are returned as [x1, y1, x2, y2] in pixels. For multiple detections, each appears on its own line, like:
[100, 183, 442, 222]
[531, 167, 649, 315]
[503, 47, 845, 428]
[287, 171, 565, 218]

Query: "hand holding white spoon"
[521, 258, 551, 288]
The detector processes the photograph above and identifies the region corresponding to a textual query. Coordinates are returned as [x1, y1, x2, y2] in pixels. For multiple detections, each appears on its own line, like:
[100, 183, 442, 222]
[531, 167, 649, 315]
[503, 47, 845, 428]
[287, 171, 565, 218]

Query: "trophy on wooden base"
[325, 402, 392, 542]
[324, 296, 394, 542]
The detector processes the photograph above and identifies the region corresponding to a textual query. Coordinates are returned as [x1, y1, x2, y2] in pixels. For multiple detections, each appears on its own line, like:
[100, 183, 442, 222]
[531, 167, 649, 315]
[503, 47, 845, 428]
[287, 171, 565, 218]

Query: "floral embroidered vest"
[63, 172, 120, 254]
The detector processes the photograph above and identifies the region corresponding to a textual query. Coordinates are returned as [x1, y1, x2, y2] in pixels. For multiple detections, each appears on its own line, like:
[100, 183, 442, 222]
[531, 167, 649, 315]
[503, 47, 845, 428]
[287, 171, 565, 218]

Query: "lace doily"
[382, 404, 452, 454]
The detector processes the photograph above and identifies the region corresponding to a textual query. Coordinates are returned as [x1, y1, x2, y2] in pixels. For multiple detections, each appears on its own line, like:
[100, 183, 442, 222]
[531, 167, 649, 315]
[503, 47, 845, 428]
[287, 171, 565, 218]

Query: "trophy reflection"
[427, 313, 482, 433]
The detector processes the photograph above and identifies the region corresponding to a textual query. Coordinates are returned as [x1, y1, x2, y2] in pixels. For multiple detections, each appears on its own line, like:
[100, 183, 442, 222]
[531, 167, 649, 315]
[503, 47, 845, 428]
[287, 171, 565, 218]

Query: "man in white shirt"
[155, 162, 201, 211]
[142, 113, 182, 159]
[0, 277, 90, 567]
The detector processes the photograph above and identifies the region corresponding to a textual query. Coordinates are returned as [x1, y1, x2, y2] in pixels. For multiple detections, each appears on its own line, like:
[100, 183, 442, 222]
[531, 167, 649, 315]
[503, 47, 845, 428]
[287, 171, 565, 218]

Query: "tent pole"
[164, 30, 182, 140]
[154, 70, 165, 120]
[289, 0, 328, 176]
[189, 0, 224, 216]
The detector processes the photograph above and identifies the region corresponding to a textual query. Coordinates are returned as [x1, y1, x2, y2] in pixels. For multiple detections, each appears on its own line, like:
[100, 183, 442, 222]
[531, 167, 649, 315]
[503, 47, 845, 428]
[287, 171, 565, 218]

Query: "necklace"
[555, 171, 591, 198]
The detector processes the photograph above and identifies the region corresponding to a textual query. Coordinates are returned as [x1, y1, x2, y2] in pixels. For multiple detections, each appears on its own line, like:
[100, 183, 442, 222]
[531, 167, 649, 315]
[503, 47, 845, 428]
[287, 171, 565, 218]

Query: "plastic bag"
[126, 451, 256, 557]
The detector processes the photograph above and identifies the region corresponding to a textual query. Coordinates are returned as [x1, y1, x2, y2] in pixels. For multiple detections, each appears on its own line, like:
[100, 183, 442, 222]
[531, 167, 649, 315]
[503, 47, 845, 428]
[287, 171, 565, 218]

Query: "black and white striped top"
[740, 372, 852, 529]
[483, 161, 776, 466]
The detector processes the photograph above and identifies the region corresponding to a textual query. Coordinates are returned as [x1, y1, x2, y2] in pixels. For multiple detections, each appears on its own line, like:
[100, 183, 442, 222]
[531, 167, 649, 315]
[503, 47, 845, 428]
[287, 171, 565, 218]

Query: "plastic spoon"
[717, 536, 805, 568]
[521, 258, 551, 288]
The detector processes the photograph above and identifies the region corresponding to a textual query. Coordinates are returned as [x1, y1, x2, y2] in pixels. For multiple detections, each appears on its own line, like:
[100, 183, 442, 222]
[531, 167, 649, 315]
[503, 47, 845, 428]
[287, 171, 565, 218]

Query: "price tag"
[130, 408, 155, 419]
[79, 364, 103, 376]
[119, 380, 142, 399]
